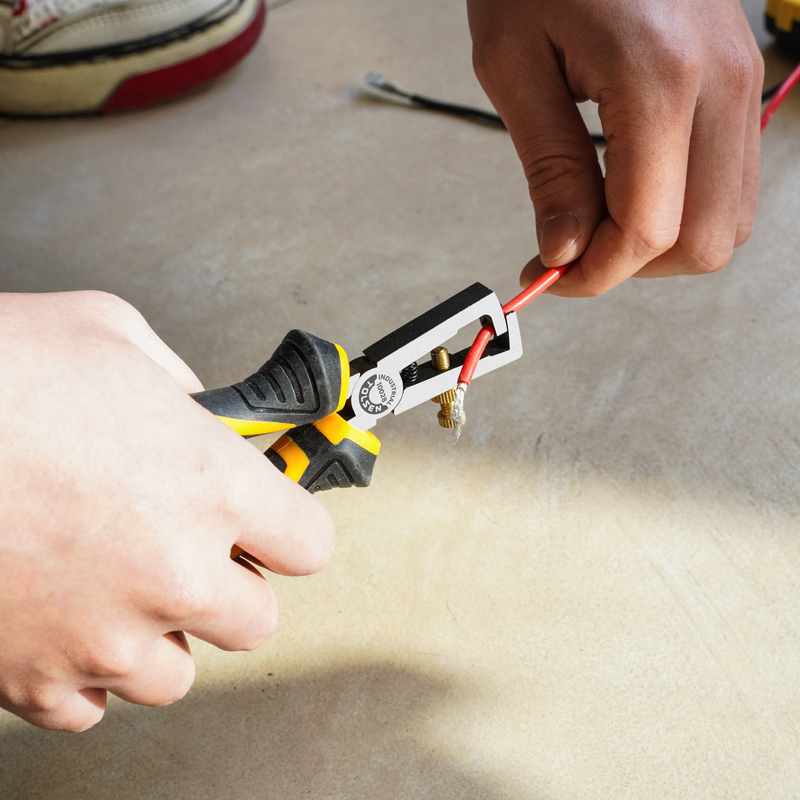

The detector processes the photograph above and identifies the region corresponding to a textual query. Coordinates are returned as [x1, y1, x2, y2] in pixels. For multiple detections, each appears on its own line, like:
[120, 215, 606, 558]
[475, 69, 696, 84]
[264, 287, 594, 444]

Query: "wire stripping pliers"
[192, 282, 523, 493]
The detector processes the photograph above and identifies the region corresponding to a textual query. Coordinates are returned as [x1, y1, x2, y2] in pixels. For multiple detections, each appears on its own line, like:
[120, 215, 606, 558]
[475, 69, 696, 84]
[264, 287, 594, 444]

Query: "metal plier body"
[192, 283, 522, 493]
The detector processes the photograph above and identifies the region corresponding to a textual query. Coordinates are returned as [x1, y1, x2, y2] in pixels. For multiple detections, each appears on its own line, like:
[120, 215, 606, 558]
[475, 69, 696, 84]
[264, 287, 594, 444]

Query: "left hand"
[467, 0, 764, 296]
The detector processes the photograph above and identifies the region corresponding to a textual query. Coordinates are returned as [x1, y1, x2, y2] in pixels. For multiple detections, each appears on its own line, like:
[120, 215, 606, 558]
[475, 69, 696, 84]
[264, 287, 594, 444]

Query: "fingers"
[183, 558, 281, 652]
[492, 1, 763, 297]
[635, 33, 761, 277]
[554, 61, 697, 295]
[2, 686, 107, 733]
[522, 42, 761, 295]
[5, 632, 195, 730]
[223, 443, 336, 578]
[469, 4, 605, 269]
[105, 632, 196, 707]
[153, 450, 333, 652]
[181, 454, 333, 650]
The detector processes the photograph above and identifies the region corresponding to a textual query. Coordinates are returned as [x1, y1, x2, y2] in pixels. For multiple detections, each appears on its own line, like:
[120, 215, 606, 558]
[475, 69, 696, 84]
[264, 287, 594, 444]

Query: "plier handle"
[192, 283, 522, 493]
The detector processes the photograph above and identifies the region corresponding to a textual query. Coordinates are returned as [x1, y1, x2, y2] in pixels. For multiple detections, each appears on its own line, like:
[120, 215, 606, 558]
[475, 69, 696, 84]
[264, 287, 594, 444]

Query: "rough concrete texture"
[2, 0, 800, 797]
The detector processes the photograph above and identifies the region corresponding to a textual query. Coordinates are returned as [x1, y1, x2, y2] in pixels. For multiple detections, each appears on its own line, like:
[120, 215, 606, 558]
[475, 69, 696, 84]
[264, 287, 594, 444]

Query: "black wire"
[400, 78, 790, 146]
[408, 91, 608, 145]
[408, 94, 507, 127]
[762, 81, 782, 102]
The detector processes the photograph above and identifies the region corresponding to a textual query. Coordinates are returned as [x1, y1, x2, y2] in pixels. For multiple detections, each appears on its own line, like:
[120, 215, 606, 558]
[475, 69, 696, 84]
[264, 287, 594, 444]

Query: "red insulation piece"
[458, 264, 570, 386]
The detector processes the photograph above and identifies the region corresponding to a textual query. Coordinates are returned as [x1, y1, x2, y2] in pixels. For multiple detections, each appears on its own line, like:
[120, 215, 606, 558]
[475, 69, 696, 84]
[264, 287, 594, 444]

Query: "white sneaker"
[0, 0, 265, 115]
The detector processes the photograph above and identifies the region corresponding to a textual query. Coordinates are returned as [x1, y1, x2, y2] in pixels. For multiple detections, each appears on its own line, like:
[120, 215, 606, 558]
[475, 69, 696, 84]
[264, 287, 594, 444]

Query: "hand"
[467, 0, 764, 296]
[0, 292, 334, 732]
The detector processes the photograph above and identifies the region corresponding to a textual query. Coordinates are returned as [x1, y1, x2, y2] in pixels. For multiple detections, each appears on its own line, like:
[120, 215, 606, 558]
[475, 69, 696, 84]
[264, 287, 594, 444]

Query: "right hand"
[0, 291, 334, 732]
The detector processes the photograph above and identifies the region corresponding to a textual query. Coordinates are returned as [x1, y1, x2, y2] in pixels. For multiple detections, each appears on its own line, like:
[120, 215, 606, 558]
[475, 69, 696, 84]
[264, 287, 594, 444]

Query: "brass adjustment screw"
[430, 346, 464, 429]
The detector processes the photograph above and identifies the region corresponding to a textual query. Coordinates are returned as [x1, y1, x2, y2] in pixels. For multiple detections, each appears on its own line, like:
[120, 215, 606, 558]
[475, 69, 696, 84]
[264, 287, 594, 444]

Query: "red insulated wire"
[761, 60, 800, 133]
[458, 66, 800, 390]
[458, 263, 570, 386]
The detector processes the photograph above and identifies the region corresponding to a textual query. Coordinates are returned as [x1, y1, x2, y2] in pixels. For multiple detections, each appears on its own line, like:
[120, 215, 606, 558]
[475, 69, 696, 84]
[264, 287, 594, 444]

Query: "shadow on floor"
[0, 661, 530, 800]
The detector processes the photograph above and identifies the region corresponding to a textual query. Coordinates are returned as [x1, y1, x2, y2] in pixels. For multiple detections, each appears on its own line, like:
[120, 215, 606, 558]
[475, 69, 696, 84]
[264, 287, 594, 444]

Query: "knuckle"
[581, 281, 613, 298]
[470, 26, 509, 88]
[80, 640, 138, 680]
[240, 606, 279, 652]
[471, 44, 493, 88]
[687, 245, 732, 274]
[719, 42, 755, 95]
[82, 290, 149, 339]
[627, 223, 680, 262]
[521, 148, 586, 205]
[751, 49, 766, 87]
[660, 46, 702, 89]
[160, 569, 212, 624]
[641, 28, 701, 91]
[154, 665, 196, 707]
[304, 512, 336, 574]
[81, 290, 135, 318]
[17, 683, 63, 714]
[58, 707, 105, 733]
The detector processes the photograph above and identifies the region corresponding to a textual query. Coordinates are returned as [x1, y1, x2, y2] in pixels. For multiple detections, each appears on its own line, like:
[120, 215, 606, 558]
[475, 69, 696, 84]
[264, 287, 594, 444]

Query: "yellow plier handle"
[192, 329, 381, 494]
[266, 412, 380, 492]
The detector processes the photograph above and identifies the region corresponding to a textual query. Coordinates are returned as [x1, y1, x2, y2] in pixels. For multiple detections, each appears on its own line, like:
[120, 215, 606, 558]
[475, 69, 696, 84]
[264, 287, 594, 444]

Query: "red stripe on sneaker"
[101, 0, 266, 114]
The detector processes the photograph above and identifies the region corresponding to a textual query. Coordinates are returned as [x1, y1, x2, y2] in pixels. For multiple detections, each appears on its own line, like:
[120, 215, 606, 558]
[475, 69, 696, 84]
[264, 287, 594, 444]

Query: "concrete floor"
[3, 0, 800, 797]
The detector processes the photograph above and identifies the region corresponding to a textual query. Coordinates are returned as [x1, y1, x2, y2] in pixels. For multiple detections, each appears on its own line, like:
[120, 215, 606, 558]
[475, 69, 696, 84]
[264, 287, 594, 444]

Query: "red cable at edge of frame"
[761, 60, 800, 133]
[457, 65, 800, 389]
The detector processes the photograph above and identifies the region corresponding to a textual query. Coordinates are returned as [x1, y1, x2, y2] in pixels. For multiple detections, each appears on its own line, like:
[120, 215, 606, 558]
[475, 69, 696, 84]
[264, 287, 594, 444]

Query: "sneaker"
[0, 0, 265, 116]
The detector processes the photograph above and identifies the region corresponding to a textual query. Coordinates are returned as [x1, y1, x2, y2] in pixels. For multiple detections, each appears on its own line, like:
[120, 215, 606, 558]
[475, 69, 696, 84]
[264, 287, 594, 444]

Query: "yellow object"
[269, 438, 311, 483]
[334, 343, 350, 411]
[217, 417, 295, 436]
[315, 413, 381, 455]
[766, 0, 800, 32]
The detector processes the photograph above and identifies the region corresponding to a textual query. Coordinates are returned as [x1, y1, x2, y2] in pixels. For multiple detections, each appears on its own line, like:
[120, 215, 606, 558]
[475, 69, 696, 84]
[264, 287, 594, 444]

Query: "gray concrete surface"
[2, 0, 800, 797]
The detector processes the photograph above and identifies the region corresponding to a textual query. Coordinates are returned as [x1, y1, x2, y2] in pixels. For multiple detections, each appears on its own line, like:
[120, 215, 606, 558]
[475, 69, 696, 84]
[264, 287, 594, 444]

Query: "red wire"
[761, 60, 800, 133]
[458, 66, 800, 390]
[458, 263, 570, 386]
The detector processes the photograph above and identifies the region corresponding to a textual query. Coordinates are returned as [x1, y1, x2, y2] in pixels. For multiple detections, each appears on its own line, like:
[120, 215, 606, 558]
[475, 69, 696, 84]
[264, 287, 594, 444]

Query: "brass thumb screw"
[430, 346, 463, 429]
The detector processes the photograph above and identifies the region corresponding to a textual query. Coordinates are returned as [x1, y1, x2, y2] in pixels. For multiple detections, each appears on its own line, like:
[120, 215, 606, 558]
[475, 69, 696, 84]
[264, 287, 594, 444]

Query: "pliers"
[192, 282, 523, 493]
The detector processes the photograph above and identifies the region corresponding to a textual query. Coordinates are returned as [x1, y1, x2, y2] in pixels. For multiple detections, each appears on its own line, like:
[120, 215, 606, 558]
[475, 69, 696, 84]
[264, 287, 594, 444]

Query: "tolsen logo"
[358, 373, 398, 415]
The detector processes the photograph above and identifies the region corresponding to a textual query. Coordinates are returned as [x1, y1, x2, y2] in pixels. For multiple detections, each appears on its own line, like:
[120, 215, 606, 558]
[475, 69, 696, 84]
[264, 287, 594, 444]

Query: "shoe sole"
[0, 0, 265, 116]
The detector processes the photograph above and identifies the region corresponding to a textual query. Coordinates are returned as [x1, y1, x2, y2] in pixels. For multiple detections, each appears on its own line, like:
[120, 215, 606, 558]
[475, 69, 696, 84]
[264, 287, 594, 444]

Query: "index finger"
[221, 428, 336, 577]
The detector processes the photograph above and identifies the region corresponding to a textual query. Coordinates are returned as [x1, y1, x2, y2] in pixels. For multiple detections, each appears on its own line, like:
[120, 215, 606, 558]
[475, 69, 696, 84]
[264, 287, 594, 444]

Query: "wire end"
[450, 382, 468, 444]
[364, 72, 411, 99]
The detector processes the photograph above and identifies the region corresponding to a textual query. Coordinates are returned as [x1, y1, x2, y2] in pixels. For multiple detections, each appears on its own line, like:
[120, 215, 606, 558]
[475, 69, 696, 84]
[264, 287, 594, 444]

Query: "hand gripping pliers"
[192, 283, 523, 493]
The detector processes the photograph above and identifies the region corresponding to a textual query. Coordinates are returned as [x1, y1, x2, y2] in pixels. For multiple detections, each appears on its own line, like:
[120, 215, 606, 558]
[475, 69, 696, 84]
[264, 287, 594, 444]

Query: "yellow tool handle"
[265, 412, 381, 493]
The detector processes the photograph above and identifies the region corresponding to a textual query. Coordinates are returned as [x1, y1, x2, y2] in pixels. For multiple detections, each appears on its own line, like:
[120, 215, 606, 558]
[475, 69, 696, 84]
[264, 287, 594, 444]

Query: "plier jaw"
[344, 282, 523, 432]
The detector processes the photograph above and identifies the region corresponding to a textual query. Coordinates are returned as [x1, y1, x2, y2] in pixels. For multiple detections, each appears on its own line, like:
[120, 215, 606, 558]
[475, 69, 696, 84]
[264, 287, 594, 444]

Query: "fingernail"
[540, 212, 580, 266]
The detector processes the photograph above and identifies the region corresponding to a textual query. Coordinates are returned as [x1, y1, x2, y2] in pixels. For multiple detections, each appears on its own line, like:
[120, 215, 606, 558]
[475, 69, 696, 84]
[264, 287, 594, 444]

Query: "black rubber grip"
[766, 13, 800, 56]
[192, 330, 345, 433]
